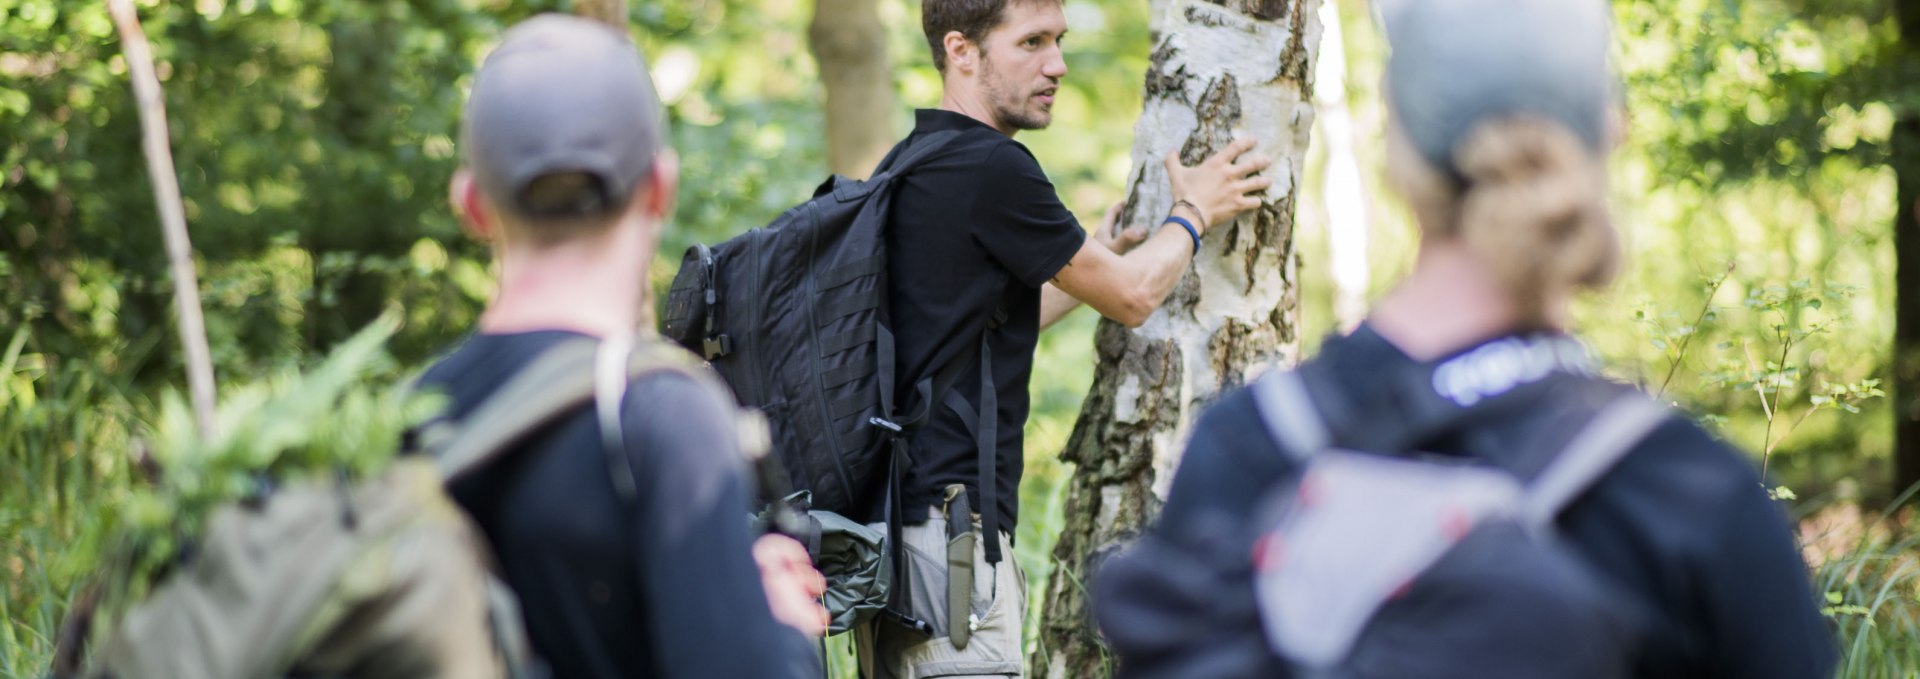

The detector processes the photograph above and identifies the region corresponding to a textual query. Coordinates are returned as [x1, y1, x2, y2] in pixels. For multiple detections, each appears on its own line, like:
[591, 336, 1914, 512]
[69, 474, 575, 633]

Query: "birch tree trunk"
[1031, 1, 1321, 675]
[809, 0, 897, 178]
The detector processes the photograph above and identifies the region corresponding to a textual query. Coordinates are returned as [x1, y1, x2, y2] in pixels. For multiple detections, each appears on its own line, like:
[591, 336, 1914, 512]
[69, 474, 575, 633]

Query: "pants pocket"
[861, 522, 1026, 679]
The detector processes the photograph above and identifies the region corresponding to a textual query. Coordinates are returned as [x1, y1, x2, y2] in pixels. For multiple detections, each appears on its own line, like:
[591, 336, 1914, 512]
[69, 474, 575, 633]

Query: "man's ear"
[450, 168, 497, 243]
[641, 149, 680, 226]
[943, 30, 975, 74]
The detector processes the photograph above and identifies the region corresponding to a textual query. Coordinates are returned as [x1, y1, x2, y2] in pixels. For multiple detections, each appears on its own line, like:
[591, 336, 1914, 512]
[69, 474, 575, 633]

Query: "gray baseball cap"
[1380, 0, 1615, 177]
[462, 14, 663, 219]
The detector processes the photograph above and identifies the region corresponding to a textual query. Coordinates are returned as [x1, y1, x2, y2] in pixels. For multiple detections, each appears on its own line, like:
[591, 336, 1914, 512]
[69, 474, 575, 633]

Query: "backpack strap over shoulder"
[597, 334, 640, 499]
[429, 336, 723, 502]
[1517, 394, 1670, 532]
[1251, 369, 1331, 463]
[430, 338, 599, 485]
[869, 129, 963, 181]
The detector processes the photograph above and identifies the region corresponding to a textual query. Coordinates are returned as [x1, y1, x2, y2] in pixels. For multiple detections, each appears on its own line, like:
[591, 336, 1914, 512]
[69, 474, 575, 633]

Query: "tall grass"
[1, 342, 136, 679]
[1804, 490, 1920, 678]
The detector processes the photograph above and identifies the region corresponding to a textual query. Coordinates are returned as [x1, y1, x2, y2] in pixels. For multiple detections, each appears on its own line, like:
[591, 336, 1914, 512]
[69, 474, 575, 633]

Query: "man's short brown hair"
[921, 0, 1055, 72]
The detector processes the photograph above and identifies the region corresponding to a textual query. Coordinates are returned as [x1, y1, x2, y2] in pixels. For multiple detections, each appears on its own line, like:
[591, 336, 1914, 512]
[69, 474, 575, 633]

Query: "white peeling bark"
[1031, 1, 1321, 676]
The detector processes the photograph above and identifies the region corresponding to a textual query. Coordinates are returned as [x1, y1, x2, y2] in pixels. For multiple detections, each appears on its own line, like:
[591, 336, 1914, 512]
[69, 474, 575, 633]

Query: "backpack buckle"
[868, 417, 903, 433]
[703, 334, 732, 360]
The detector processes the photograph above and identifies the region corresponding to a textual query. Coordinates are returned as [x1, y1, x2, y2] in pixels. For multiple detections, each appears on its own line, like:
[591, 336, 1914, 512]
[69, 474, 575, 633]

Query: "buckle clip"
[702, 334, 732, 360]
[868, 417, 903, 433]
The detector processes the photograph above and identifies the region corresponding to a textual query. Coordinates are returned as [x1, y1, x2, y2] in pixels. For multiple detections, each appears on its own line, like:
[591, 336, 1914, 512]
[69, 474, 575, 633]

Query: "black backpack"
[663, 130, 997, 634]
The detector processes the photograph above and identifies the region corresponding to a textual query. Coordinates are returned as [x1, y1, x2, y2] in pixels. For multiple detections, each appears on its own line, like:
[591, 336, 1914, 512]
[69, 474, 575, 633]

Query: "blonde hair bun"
[1451, 116, 1619, 319]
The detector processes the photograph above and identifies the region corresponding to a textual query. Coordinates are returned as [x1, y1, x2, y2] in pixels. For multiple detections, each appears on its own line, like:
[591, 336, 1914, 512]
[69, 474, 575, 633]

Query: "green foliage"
[1564, 0, 1911, 503]
[7, 0, 1920, 673]
[67, 316, 441, 610]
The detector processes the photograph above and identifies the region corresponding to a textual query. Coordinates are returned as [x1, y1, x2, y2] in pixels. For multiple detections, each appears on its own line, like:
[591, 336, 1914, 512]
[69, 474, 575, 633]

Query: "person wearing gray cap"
[1093, 0, 1836, 677]
[415, 14, 827, 679]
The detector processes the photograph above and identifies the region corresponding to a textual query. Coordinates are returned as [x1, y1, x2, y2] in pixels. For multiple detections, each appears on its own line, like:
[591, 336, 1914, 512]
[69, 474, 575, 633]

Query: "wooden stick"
[107, 0, 218, 441]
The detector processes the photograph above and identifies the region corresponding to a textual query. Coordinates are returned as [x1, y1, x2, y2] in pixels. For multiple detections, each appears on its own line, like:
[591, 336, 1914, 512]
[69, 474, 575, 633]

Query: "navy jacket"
[1098, 326, 1836, 678]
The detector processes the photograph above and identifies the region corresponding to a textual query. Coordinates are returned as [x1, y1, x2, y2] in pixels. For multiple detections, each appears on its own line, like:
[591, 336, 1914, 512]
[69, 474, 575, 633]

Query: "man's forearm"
[1117, 223, 1202, 317]
[1040, 283, 1081, 331]
[1048, 203, 1210, 328]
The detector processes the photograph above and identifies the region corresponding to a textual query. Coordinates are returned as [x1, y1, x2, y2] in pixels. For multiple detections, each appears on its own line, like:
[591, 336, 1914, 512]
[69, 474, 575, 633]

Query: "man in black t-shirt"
[419, 16, 826, 678]
[857, 1, 1275, 676]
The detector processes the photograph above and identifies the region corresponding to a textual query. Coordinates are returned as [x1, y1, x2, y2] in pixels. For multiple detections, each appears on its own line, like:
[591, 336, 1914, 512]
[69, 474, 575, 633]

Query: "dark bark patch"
[1180, 74, 1242, 166]
[1143, 41, 1191, 101]
[1186, 3, 1233, 28]
[1276, 0, 1316, 96]
[1237, 0, 1291, 21]
[1207, 318, 1281, 391]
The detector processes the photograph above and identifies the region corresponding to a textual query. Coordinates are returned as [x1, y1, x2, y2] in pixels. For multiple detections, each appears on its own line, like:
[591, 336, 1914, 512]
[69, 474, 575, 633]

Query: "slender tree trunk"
[1312, 0, 1368, 331]
[809, 0, 896, 178]
[1892, 0, 1920, 502]
[1030, 1, 1320, 676]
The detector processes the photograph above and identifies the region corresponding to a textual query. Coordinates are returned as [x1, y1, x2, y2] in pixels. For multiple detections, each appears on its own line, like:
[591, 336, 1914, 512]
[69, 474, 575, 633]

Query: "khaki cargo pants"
[855, 496, 1027, 678]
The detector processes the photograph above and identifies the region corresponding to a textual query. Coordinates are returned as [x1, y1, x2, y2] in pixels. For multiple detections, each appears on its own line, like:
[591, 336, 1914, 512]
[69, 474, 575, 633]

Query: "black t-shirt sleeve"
[968, 141, 1088, 288]
[622, 374, 820, 678]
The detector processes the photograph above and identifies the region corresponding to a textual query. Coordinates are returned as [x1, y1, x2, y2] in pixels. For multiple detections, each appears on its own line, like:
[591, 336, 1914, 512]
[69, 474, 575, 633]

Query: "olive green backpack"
[52, 338, 712, 679]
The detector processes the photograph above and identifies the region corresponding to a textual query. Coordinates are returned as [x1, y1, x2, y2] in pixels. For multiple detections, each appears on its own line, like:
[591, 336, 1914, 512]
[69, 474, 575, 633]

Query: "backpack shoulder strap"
[871, 129, 963, 180]
[430, 336, 727, 493]
[431, 338, 600, 484]
[1250, 369, 1330, 463]
[1517, 393, 1671, 531]
[593, 336, 748, 500]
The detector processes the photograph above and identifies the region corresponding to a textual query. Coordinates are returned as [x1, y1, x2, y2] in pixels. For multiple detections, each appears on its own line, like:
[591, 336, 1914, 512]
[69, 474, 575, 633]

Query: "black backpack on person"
[663, 130, 998, 635]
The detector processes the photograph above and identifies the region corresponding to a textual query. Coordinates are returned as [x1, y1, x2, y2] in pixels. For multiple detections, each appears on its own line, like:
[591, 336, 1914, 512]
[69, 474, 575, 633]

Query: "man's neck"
[479, 238, 646, 339]
[1368, 243, 1548, 361]
[940, 87, 1014, 137]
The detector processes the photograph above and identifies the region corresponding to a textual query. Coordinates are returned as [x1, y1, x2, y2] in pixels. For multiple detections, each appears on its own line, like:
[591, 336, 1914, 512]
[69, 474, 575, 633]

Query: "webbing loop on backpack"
[936, 340, 1002, 564]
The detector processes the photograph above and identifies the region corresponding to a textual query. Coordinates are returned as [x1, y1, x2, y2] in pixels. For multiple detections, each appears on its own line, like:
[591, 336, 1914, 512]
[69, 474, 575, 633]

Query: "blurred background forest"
[6, 0, 1920, 675]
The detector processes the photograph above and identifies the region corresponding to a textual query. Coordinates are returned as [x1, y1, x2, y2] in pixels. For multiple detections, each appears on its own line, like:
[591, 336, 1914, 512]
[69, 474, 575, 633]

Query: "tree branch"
[108, 0, 217, 441]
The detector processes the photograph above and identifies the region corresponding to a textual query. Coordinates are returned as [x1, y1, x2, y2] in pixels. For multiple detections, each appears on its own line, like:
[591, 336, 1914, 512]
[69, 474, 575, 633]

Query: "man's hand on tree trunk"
[1092, 201, 1148, 254]
[1165, 137, 1273, 231]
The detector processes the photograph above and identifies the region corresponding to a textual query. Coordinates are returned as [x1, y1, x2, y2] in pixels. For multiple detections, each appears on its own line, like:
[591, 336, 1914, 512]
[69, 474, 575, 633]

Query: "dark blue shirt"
[418, 331, 819, 679]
